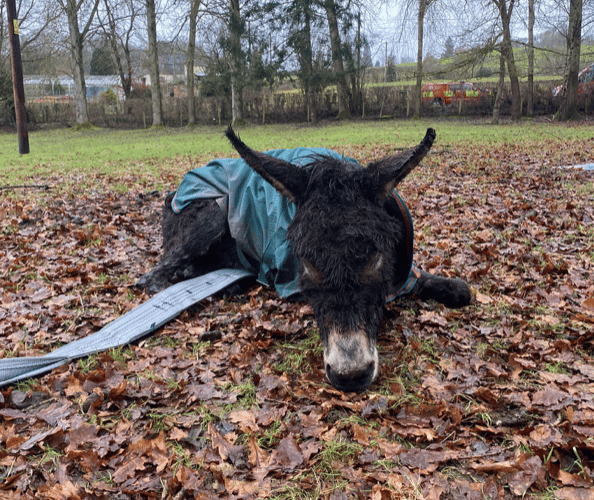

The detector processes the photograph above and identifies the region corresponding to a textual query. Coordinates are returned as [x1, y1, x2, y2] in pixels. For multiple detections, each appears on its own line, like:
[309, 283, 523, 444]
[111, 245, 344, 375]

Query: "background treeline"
[1, 0, 593, 128]
[25, 79, 570, 128]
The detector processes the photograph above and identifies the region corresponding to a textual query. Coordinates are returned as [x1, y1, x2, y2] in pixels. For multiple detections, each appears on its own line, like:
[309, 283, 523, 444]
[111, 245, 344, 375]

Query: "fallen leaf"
[209, 423, 246, 466]
[507, 456, 546, 496]
[475, 291, 494, 304]
[270, 434, 303, 470]
[555, 487, 594, 500]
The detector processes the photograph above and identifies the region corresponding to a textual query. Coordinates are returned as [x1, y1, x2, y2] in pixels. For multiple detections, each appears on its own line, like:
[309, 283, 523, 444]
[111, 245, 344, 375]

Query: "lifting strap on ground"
[0, 268, 254, 387]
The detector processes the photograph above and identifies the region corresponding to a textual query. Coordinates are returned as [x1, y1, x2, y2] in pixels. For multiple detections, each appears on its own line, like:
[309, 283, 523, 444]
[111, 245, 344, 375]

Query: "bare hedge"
[26, 81, 588, 129]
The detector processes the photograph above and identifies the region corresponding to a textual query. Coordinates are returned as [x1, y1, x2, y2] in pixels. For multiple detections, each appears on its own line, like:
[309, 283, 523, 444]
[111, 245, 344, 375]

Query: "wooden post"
[6, 0, 29, 154]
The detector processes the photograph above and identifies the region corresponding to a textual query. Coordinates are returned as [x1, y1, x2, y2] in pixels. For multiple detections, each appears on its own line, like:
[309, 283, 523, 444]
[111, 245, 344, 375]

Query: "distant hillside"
[365, 45, 594, 86]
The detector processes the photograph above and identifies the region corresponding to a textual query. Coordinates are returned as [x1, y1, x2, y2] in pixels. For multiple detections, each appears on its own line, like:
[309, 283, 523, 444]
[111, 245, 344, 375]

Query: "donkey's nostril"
[325, 362, 376, 393]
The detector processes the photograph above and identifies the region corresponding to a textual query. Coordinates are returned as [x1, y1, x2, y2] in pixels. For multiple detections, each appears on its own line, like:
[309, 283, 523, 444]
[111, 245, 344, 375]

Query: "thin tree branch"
[0, 184, 51, 191]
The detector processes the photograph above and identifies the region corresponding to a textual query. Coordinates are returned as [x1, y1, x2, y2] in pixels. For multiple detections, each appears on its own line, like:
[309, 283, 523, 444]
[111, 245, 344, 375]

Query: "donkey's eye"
[301, 259, 323, 282]
[363, 253, 384, 280]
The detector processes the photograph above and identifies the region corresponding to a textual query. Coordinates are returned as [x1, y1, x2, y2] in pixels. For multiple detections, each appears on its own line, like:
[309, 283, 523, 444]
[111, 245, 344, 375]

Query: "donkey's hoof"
[135, 272, 171, 295]
[442, 279, 472, 309]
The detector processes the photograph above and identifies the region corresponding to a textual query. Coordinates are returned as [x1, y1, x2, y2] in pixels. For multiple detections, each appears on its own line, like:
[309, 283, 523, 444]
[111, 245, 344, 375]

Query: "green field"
[2, 119, 593, 187]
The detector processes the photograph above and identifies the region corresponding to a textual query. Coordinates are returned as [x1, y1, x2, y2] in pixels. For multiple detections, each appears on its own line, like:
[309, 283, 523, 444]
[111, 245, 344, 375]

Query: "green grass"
[0, 126, 234, 184]
[270, 437, 359, 499]
[1, 120, 593, 185]
[274, 328, 322, 376]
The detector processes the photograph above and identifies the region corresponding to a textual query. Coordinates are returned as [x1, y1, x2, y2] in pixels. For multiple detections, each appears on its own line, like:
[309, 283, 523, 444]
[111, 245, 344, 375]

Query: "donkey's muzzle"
[323, 328, 378, 392]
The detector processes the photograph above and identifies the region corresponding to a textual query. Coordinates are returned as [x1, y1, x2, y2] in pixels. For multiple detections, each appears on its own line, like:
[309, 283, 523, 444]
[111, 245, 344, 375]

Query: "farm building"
[24, 75, 123, 101]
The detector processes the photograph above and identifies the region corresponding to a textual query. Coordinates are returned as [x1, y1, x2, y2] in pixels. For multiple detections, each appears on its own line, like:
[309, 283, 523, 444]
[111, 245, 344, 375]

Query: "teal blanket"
[171, 148, 417, 299]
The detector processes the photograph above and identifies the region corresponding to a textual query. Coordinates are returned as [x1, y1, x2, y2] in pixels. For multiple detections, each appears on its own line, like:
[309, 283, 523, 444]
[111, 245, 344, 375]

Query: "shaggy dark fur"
[138, 127, 471, 392]
[138, 196, 243, 291]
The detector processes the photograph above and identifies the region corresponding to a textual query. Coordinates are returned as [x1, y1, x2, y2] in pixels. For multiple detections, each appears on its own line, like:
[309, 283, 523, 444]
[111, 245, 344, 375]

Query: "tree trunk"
[348, 11, 363, 116]
[63, 0, 99, 126]
[324, 0, 350, 119]
[146, 0, 163, 126]
[496, 0, 521, 120]
[229, 0, 244, 125]
[527, 0, 534, 116]
[231, 79, 244, 124]
[187, 0, 201, 126]
[556, 0, 582, 121]
[415, 0, 428, 118]
[303, 9, 317, 124]
[492, 54, 506, 124]
[70, 31, 90, 125]
[104, 0, 132, 100]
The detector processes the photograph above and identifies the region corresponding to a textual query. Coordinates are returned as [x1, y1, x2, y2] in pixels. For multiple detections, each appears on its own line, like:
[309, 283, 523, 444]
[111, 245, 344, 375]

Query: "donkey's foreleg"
[137, 198, 231, 293]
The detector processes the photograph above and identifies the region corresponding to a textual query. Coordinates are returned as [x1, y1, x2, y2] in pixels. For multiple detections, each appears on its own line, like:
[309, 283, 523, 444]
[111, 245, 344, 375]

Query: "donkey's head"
[225, 127, 435, 392]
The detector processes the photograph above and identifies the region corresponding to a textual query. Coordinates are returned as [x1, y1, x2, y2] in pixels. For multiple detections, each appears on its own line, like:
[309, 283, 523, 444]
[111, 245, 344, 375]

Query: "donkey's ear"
[225, 126, 309, 203]
[367, 128, 436, 200]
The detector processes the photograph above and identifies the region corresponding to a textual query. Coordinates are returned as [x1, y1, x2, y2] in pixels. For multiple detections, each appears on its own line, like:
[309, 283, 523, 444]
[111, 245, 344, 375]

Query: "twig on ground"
[0, 184, 51, 191]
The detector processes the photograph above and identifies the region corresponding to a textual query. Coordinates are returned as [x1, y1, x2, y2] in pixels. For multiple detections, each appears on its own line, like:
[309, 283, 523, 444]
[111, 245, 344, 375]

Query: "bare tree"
[556, 0, 582, 120]
[4, 0, 60, 59]
[228, 0, 244, 125]
[99, 0, 139, 100]
[146, 0, 164, 126]
[492, 0, 521, 120]
[341, 9, 369, 117]
[56, 0, 100, 125]
[492, 53, 505, 123]
[0, 2, 5, 65]
[189, 0, 256, 125]
[388, 0, 441, 118]
[2, 0, 61, 76]
[299, 1, 318, 123]
[414, 0, 435, 117]
[527, 0, 535, 116]
[186, 0, 201, 126]
[284, 0, 319, 123]
[323, 0, 351, 119]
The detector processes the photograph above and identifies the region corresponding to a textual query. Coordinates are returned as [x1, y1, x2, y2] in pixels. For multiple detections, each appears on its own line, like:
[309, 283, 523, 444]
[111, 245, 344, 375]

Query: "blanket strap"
[385, 190, 419, 302]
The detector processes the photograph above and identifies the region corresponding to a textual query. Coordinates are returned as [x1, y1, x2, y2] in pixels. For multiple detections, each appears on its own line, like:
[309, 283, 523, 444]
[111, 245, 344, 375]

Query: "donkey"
[137, 127, 471, 392]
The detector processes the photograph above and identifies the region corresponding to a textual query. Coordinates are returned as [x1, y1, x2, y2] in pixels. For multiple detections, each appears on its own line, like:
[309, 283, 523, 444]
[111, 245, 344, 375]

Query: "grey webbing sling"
[0, 269, 253, 387]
